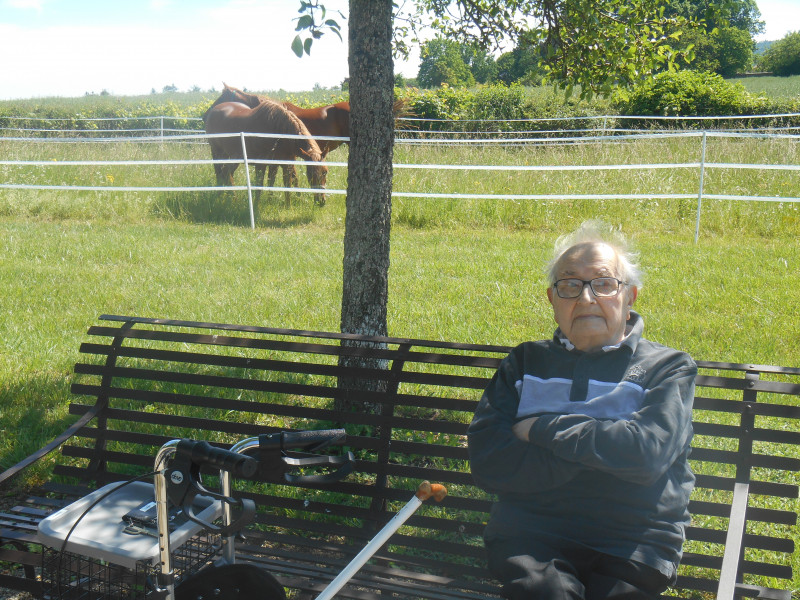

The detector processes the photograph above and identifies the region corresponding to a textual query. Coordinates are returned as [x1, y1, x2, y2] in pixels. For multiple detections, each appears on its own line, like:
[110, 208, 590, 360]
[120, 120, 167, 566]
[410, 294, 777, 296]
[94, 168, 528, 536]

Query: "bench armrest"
[0, 402, 103, 487]
[716, 481, 749, 600]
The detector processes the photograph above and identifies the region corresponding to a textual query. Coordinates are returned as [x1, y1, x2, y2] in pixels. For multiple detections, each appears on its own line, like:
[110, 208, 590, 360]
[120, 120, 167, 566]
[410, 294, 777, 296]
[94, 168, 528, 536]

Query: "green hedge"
[0, 93, 211, 136]
[399, 78, 800, 134]
[399, 84, 612, 135]
[0, 89, 349, 137]
[2, 77, 799, 138]
[612, 71, 800, 129]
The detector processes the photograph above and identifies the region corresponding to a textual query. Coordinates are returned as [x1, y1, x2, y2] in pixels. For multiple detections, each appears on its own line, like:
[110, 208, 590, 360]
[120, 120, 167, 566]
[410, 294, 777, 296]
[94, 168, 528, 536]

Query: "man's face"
[546, 242, 638, 353]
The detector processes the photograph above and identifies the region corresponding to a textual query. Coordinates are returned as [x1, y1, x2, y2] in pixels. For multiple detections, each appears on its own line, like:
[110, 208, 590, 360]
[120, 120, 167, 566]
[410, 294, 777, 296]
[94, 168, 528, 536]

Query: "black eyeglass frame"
[552, 277, 628, 299]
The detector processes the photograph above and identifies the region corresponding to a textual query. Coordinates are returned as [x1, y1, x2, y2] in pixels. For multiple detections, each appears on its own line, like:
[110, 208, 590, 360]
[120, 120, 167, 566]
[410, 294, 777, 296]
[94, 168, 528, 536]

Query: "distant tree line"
[756, 32, 800, 76]
[401, 0, 800, 88]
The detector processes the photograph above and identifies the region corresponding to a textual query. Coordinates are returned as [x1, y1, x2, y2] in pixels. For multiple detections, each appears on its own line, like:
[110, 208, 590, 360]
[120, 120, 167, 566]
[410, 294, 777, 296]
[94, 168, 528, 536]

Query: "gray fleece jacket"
[467, 312, 697, 578]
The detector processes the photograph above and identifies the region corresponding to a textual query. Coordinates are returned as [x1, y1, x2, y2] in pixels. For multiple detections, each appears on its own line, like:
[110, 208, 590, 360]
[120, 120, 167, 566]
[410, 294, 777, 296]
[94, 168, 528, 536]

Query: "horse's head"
[204, 84, 262, 121]
[219, 84, 239, 103]
[222, 83, 261, 108]
[301, 147, 328, 206]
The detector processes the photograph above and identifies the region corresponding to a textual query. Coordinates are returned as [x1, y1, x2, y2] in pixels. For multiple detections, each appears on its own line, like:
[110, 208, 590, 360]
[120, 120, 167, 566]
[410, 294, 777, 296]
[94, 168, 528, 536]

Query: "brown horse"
[203, 100, 327, 207]
[209, 83, 350, 158]
[281, 101, 350, 157]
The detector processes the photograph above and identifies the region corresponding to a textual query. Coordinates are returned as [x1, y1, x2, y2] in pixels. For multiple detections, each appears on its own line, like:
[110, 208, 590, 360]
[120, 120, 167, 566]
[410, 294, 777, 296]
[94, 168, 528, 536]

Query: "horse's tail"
[392, 97, 414, 129]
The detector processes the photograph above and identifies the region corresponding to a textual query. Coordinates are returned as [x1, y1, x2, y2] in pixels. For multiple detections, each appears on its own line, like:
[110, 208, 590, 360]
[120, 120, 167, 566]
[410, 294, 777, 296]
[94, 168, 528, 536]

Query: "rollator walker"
[37, 429, 446, 600]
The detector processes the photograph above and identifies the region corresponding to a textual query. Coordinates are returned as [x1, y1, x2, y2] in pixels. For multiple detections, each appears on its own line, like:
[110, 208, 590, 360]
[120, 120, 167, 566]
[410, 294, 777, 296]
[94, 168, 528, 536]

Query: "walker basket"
[41, 532, 221, 600]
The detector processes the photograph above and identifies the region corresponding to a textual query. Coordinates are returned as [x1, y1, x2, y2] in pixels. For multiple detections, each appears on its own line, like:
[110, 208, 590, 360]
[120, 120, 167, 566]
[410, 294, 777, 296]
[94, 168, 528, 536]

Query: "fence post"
[694, 131, 708, 244]
[239, 132, 256, 230]
[160, 117, 164, 138]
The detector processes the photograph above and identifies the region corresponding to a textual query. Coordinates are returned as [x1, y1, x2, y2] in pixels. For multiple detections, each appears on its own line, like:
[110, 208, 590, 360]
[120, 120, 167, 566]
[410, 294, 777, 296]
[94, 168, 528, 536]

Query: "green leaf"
[291, 35, 304, 57]
[304, 37, 313, 55]
[296, 14, 313, 31]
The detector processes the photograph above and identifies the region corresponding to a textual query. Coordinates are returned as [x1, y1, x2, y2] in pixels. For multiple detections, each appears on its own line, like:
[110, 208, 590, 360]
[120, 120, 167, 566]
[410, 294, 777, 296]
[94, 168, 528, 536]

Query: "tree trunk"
[337, 0, 395, 411]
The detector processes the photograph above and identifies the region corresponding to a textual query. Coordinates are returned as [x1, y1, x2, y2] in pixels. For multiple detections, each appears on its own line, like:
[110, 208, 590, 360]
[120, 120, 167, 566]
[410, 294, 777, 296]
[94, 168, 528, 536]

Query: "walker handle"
[166, 440, 257, 535]
[176, 440, 258, 478]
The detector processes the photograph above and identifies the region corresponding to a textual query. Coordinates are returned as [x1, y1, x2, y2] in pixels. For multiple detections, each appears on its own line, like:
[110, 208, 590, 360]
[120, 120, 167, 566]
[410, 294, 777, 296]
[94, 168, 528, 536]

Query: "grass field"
[733, 73, 800, 100]
[1, 92, 799, 594]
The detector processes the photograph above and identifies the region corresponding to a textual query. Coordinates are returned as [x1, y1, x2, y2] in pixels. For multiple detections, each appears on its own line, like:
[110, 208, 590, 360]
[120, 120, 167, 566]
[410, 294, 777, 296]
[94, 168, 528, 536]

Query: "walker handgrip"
[176, 440, 258, 478]
[259, 428, 347, 451]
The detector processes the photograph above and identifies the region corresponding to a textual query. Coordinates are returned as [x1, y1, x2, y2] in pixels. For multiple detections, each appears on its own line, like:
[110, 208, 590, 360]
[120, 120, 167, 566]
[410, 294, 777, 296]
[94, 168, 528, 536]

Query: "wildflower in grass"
[106, 174, 114, 184]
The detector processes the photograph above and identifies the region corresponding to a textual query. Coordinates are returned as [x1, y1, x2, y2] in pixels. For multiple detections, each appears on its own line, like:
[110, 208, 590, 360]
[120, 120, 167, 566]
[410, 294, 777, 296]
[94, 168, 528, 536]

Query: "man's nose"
[577, 282, 596, 303]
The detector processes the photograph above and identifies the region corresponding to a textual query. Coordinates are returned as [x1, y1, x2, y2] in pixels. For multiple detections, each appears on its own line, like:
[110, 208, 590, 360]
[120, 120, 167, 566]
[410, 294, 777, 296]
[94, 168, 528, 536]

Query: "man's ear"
[628, 286, 638, 307]
[546, 286, 554, 306]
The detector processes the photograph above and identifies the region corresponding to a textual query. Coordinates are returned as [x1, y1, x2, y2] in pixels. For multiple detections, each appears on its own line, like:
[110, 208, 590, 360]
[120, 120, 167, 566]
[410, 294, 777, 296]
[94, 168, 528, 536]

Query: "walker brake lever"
[257, 430, 354, 484]
[282, 452, 355, 484]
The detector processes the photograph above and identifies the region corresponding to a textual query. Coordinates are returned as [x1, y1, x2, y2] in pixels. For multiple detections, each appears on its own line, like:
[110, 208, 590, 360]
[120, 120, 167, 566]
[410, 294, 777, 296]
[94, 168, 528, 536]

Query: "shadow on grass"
[154, 190, 319, 229]
[0, 373, 74, 492]
[0, 363, 326, 493]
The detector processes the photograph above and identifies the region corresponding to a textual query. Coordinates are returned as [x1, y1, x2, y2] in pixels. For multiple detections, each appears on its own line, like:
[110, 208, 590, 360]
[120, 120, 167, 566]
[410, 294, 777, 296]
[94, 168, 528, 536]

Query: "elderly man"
[468, 221, 696, 599]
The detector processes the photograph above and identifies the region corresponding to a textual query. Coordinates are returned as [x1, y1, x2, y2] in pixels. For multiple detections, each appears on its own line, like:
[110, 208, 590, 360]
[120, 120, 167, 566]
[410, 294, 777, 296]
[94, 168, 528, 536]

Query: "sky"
[0, 0, 798, 101]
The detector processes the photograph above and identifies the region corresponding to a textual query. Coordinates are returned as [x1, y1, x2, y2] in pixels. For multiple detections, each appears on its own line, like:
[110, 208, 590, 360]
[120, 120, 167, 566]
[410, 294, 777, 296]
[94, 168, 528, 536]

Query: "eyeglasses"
[553, 277, 627, 299]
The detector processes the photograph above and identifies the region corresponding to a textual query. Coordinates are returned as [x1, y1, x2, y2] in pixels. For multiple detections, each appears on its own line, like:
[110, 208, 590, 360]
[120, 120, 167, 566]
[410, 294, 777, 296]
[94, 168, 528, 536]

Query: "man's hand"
[512, 417, 538, 442]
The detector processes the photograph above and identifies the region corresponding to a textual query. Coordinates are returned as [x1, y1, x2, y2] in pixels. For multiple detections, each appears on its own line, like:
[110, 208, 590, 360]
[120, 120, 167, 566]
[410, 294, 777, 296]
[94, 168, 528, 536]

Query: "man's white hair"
[546, 220, 642, 287]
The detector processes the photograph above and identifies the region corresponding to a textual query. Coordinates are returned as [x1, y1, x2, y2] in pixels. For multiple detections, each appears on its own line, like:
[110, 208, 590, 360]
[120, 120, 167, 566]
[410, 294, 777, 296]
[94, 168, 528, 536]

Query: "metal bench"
[1, 315, 798, 599]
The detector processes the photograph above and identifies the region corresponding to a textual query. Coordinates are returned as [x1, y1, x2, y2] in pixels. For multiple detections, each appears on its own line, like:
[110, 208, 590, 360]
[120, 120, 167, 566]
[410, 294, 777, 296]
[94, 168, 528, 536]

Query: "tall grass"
[2, 133, 799, 236]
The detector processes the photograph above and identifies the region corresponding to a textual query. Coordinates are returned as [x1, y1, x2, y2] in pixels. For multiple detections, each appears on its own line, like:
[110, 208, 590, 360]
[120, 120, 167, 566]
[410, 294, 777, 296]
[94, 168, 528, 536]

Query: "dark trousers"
[486, 537, 673, 600]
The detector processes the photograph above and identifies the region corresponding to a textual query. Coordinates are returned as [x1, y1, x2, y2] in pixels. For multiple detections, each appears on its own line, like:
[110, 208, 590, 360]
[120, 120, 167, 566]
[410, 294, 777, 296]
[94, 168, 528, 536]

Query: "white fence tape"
[1, 127, 798, 238]
[3, 112, 800, 138]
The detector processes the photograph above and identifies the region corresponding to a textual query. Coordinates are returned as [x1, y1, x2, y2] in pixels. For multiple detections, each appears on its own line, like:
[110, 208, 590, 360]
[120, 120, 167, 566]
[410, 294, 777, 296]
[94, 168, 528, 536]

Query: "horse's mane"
[251, 100, 323, 161]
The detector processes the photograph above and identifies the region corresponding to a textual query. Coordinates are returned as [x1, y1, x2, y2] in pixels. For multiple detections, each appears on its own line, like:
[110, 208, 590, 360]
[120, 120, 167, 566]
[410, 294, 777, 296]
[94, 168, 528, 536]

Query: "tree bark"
[337, 0, 395, 411]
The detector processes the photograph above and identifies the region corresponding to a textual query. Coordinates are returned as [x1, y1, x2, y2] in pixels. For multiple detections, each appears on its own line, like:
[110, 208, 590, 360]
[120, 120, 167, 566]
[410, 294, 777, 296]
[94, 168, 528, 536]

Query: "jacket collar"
[554, 311, 643, 354]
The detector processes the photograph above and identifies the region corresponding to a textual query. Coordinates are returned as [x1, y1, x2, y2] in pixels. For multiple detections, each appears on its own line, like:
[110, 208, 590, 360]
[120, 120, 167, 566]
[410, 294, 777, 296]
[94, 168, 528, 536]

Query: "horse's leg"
[221, 163, 237, 187]
[268, 165, 278, 200]
[213, 143, 237, 188]
[282, 165, 295, 208]
[213, 162, 225, 186]
[253, 165, 266, 213]
[217, 165, 231, 187]
[214, 163, 235, 192]
[210, 144, 229, 187]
